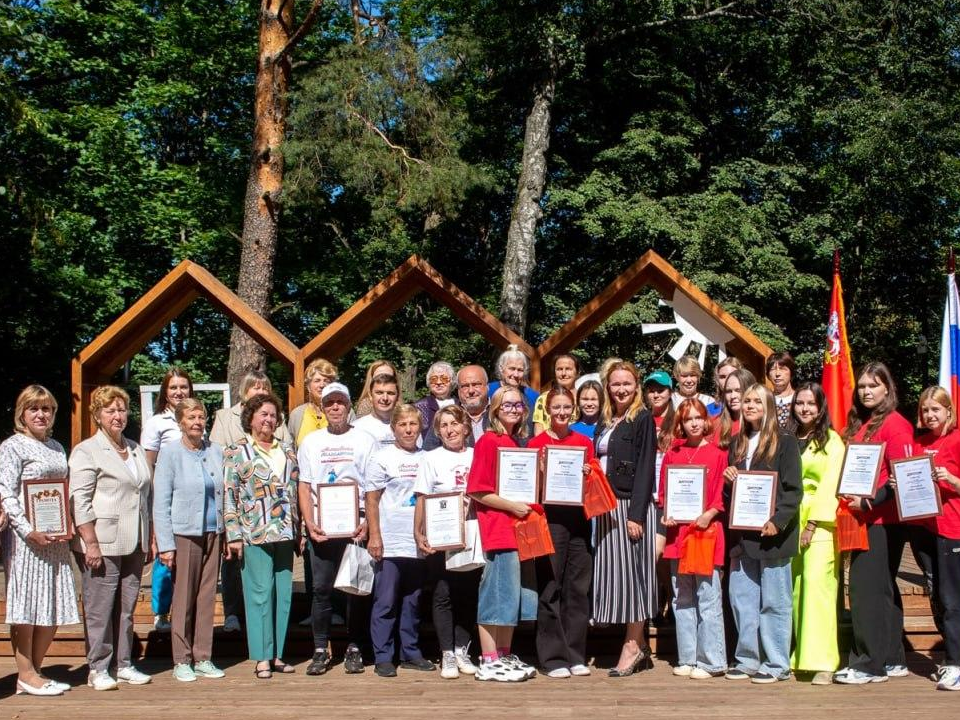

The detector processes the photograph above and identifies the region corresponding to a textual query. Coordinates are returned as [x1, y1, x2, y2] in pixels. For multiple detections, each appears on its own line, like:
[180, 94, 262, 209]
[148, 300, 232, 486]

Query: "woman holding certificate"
[592, 361, 658, 677]
[835, 363, 916, 685]
[222, 392, 301, 680]
[414, 405, 479, 679]
[0, 385, 80, 696]
[466, 386, 538, 683]
[528, 387, 595, 678]
[365, 404, 433, 677]
[722, 383, 801, 684]
[914, 386, 960, 691]
[658, 398, 727, 680]
[789, 383, 844, 685]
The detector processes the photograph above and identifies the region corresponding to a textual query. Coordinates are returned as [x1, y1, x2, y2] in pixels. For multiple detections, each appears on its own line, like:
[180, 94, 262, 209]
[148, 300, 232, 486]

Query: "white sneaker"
[570, 664, 591, 676]
[440, 652, 459, 679]
[87, 671, 118, 691]
[116, 666, 152, 685]
[474, 659, 527, 683]
[937, 665, 960, 691]
[834, 668, 888, 684]
[673, 664, 694, 677]
[501, 654, 537, 679]
[154, 614, 171, 632]
[455, 645, 479, 675]
[885, 664, 909, 678]
[690, 667, 724, 679]
[223, 615, 241, 633]
[546, 667, 571, 678]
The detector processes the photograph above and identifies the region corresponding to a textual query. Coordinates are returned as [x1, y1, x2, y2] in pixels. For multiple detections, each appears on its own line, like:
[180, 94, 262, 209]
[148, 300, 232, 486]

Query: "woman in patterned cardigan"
[223, 393, 302, 680]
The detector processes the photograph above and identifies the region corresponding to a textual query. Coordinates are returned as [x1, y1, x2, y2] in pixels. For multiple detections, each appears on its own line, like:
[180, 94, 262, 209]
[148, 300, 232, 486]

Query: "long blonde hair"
[718, 368, 756, 449]
[601, 361, 646, 426]
[488, 386, 529, 438]
[732, 383, 780, 465]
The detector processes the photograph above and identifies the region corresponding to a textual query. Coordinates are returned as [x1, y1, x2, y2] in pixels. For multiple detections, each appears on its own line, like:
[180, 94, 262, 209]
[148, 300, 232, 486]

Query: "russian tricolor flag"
[939, 249, 960, 414]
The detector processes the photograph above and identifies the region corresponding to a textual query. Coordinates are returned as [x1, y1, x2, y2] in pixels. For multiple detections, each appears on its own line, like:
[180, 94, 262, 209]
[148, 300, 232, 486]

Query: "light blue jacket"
[153, 439, 224, 553]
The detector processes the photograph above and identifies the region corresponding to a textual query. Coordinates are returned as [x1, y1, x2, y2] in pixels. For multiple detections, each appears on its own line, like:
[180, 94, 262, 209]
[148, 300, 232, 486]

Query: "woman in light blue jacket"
[153, 398, 225, 683]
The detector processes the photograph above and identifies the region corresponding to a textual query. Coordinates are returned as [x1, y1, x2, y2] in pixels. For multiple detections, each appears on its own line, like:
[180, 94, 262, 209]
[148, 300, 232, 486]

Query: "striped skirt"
[592, 498, 659, 624]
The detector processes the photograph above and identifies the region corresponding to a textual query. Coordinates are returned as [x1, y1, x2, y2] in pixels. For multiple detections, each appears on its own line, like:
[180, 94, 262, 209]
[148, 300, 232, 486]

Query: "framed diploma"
[892, 455, 942, 521]
[423, 492, 465, 551]
[663, 465, 707, 524]
[23, 477, 72, 540]
[729, 471, 778, 531]
[837, 442, 886, 498]
[495, 447, 540, 504]
[542, 445, 587, 506]
[316, 481, 360, 538]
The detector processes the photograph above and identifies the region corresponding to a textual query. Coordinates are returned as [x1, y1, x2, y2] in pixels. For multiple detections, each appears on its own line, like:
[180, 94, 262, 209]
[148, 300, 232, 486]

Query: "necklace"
[107, 434, 128, 455]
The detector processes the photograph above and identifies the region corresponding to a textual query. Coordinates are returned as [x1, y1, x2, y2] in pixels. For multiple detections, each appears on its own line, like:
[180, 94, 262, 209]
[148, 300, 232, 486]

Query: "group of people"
[2, 345, 959, 695]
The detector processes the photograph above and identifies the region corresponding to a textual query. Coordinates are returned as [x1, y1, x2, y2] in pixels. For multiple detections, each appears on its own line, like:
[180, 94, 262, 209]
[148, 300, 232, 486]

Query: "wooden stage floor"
[0, 654, 955, 719]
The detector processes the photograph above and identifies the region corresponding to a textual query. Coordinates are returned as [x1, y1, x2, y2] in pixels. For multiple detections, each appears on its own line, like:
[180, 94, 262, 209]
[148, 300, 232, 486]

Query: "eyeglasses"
[501, 402, 525, 412]
[428, 374, 451, 384]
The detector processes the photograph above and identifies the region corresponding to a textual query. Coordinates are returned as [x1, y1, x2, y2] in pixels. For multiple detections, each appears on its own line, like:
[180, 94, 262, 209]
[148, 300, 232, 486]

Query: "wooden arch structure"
[536, 249, 772, 384]
[71, 260, 299, 446]
[295, 256, 536, 403]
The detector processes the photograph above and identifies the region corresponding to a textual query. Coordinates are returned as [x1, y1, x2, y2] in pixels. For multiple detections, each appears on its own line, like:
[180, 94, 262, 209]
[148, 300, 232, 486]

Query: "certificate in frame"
[892, 455, 942, 521]
[837, 442, 886, 499]
[729, 471, 778, 531]
[542, 445, 587, 506]
[316, 481, 360, 539]
[23, 477, 72, 540]
[663, 465, 707, 524]
[423, 491, 466, 551]
[495, 447, 540, 504]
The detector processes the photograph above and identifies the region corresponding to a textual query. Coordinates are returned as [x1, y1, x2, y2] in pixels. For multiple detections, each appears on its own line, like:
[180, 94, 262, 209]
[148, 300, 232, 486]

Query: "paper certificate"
[316, 481, 360, 538]
[892, 455, 942, 521]
[496, 448, 540, 504]
[423, 492, 465, 551]
[23, 478, 71, 540]
[837, 442, 886, 498]
[663, 465, 707, 524]
[542, 445, 587, 506]
[729, 471, 778, 531]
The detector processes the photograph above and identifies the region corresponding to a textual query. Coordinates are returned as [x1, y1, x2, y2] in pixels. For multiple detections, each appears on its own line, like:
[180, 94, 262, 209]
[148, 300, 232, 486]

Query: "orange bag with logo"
[836, 501, 869, 552]
[583, 458, 618, 519]
[678, 525, 717, 576]
[514, 505, 555, 561]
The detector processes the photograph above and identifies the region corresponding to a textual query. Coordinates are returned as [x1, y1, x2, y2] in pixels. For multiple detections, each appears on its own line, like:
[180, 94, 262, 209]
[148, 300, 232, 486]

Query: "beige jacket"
[68, 429, 152, 556]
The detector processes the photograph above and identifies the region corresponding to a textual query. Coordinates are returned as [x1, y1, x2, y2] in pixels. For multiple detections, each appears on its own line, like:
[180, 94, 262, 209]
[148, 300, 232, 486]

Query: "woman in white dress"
[0, 385, 80, 696]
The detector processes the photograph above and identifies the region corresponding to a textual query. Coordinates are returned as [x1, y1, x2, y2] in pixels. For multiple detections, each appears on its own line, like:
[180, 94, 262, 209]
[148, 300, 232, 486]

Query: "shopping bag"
[445, 518, 486, 572]
[583, 458, 617, 519]
[678, 525, 717, 576]
[333, 542, 375, 595]
[514, 505, 555, 561]
[836, 501, 869, 552]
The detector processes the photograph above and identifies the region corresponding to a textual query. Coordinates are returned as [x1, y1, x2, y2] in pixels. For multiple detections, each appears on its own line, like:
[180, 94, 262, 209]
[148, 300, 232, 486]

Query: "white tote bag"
[445, 518, 485, 572]
[334, 542, 375, 595]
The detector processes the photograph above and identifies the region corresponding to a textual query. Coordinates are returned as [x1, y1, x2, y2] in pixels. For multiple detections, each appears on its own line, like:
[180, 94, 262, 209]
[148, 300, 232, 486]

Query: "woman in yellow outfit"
[288, 358, 339, 449]
[790, 382, 844, 684]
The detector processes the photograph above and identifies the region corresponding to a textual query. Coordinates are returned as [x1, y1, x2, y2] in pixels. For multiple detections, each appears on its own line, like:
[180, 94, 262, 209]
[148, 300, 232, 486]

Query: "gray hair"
[495, 344, 529, 380]
[427, 361, 456, 386]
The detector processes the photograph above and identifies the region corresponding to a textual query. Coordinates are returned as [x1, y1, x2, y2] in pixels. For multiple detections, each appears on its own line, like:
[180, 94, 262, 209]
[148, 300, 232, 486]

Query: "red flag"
[822, 251, 854, 433]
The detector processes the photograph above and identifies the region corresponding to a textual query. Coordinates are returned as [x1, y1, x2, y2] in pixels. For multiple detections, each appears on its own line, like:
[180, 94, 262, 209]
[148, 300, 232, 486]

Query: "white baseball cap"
[320, 382, 351, 403]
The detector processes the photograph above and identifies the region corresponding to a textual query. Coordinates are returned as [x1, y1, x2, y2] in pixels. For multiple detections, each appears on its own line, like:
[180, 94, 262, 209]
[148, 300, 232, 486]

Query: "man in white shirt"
[423, 364, 490, 450]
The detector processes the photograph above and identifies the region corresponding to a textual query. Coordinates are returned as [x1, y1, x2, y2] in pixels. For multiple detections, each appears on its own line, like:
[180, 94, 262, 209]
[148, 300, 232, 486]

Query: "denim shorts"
[476, 550, 538, 626]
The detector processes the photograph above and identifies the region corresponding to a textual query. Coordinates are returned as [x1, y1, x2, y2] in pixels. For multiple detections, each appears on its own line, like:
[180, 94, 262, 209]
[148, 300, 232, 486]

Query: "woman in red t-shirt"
[528, 387, 595, 678]
[466, 387, 536, 683]
[658, 398, 727, 679]
[915, 386, 960, 690]
[836, 362, 916, 684]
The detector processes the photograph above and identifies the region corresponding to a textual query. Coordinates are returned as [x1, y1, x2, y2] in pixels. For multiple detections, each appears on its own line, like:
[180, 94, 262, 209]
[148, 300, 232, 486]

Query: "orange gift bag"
[583, 458, 617, 519]
[836, 501, 869, 552]
[678, 525, 717, 576]
[514, 505, 555, 561]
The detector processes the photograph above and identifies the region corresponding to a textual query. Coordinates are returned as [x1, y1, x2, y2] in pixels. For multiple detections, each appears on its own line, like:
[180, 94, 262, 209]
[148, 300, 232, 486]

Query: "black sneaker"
[750, 672, 779, 684]
[725, 668, 752, 680]
[344, 644, 365, 674]
[374, 662, 397, 678]
[305, 649, 330, 676]
[400, 657, 435, 672]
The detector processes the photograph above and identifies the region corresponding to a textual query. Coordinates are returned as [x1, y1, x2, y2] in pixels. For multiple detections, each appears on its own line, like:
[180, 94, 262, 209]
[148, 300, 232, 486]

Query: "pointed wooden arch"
[296, 256, 537, 403]
[71, 260, 299, 446]
[536, 250, 773, 384]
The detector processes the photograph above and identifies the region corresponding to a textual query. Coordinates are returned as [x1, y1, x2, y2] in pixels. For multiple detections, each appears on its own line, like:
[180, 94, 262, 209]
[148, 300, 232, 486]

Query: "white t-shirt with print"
[365, 445, 423, 558]
[353, 414, 396, 450]
[413, 446, 474, 496]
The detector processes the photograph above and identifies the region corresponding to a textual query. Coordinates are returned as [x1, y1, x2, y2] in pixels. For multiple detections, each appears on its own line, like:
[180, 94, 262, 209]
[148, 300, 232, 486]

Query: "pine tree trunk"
[226, 0, 293, 400]
[499, 62, 556, 335]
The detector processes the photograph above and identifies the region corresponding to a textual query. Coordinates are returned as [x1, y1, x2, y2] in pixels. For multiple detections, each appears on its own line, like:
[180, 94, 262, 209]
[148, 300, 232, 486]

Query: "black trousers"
[308, 538, 371, 652]
[221, 557, 244, 619]
[937, 535, 960, 665]
[426, 552, 480, 653]
[886, 522, 943, 635]
[848, 524, 905, 675]
[536, 518, 593, 671]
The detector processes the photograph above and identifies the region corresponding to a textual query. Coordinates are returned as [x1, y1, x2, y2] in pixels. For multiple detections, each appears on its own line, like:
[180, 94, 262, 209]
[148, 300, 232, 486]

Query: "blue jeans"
[729, 552, 792, 678]
[671, 561, 726, 672]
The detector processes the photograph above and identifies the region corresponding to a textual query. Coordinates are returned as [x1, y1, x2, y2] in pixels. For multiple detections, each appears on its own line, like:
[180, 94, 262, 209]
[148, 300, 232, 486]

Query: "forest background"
[3, 0, 959, 444]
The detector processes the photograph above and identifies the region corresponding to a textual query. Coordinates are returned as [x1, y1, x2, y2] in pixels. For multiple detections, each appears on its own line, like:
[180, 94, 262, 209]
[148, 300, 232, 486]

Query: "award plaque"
[316, 481, 360, 538]
[663, 465, 707, 524]
[23, 477, 72, 540]
[892, 455, 942, 521]
[542, 445, 587, 506]
[423, 491, 466, 551]
[729, 471, 778, 531]
[837, 442, 886, 498]
[495, 448, 540, 504]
